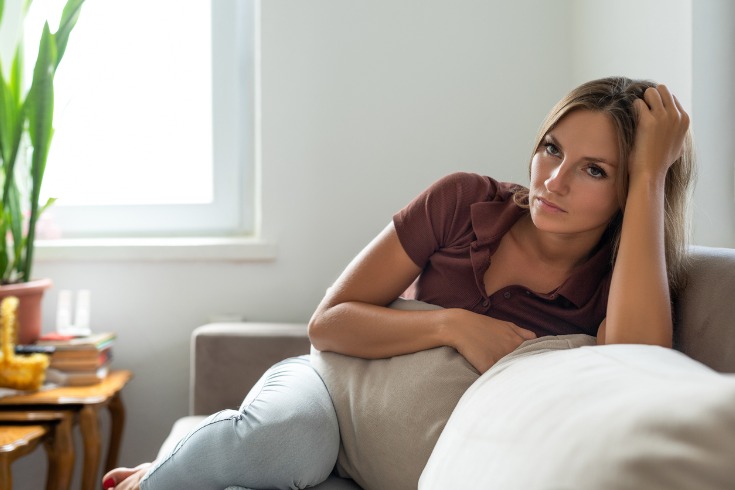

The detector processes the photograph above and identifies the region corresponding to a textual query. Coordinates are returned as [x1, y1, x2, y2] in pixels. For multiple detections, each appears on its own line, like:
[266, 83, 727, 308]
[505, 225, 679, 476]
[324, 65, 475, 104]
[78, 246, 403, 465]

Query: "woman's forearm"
[308, 301, 452, 359]
[604, 174, 672, 346]
[603, 84, 689, 347]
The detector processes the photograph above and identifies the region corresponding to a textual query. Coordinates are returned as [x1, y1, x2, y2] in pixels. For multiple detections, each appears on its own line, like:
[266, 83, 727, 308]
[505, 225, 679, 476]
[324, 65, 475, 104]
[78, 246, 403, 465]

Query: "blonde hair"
[513, 76, 696, 298]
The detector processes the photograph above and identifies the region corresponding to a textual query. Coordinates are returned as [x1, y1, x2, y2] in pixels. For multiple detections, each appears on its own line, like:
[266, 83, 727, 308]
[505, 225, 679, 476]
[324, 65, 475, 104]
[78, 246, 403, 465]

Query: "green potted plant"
[0, 0, 85, 344]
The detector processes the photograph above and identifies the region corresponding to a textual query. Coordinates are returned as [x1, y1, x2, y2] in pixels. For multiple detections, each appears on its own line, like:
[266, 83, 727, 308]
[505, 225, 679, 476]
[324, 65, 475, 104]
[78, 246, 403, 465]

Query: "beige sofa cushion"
[310, 299, 479, 490]
[675, 246, 735, 372]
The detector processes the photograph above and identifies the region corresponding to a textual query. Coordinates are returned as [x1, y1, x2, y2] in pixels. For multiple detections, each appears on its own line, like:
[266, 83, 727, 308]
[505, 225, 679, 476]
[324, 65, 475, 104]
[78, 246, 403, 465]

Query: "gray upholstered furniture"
[159, 246, 735, 489]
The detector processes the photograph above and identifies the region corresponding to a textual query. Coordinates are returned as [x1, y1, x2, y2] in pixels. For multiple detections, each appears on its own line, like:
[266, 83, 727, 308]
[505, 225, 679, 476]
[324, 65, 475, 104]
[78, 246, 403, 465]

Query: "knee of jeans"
[240, 380, 339, 448]
[247, 403, 338, 449]
[240, 405, 340, 481]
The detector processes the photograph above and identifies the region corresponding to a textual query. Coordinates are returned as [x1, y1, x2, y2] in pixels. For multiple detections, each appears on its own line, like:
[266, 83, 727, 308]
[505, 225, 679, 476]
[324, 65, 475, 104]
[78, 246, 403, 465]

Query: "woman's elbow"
[601, 328, 673, 348]
[307, 315, 324, 349]
[307, 309, 334, 351]
[596, 316, 673, 348]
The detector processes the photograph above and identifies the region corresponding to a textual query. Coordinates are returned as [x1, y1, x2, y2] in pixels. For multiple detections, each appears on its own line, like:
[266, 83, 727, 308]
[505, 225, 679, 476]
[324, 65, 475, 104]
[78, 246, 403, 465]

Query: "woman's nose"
[545, 162, 570, 194]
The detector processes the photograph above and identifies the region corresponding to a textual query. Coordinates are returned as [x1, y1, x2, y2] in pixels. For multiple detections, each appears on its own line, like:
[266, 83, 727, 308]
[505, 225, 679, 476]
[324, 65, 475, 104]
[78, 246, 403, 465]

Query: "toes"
[103, 463, 152, 488]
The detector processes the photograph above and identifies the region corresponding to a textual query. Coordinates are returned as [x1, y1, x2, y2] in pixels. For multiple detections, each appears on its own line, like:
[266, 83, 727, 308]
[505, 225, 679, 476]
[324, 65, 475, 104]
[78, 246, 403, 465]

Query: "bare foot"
[103, 463, 152, 490]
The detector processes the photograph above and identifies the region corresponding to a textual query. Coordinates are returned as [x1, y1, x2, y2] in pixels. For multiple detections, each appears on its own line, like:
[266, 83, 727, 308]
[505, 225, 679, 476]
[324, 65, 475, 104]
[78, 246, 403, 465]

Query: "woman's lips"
[536, 197, 566, 213]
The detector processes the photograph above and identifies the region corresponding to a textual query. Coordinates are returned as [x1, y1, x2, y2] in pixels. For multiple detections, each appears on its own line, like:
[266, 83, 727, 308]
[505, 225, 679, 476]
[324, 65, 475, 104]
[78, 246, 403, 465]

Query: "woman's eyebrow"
[544, 133, 617, 166]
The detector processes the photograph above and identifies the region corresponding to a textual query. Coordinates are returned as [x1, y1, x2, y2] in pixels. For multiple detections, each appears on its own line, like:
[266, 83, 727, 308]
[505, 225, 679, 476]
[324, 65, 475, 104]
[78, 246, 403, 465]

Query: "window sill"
[34, 237, 277, 262]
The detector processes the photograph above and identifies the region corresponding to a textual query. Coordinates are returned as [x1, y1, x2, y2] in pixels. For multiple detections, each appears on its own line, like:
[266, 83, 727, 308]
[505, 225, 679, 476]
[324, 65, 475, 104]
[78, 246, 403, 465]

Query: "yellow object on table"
[0, 296, 49, 391]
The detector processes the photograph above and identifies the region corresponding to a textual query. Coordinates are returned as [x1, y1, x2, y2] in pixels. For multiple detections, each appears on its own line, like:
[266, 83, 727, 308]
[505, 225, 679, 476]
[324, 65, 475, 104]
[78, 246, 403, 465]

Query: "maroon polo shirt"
[393, 172, 612, 337]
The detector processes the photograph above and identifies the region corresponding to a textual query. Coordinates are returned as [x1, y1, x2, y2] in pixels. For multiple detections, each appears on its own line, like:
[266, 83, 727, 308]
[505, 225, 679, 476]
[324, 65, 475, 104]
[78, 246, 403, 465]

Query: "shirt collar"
[470, 198, 525, 250]
[555, 239, 612, 307]
[470, 196, 612, 309]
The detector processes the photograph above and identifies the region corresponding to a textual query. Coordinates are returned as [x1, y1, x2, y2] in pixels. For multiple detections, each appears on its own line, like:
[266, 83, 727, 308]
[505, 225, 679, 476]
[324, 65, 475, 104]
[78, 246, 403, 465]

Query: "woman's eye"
[544, 143, 560, 157]
[586, 165, 607, 178]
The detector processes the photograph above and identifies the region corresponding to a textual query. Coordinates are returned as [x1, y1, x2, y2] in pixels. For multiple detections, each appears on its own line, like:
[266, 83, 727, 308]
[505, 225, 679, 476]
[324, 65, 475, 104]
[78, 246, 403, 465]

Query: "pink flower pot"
[0, 278, 53, 345]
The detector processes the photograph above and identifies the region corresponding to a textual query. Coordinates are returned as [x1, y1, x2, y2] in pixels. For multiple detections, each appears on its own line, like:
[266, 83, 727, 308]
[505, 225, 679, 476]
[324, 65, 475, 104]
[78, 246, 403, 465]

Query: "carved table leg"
[45, 412, 75, 490]
[79, 405, 101, 490]
[0, 453, 11, 490]
[106, 392, 126, 472]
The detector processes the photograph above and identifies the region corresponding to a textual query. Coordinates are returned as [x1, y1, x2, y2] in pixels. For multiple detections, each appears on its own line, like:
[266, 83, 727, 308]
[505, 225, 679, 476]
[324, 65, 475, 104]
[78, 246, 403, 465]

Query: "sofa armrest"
[676, 246, 735, 373]
[190, 322, 310, 415]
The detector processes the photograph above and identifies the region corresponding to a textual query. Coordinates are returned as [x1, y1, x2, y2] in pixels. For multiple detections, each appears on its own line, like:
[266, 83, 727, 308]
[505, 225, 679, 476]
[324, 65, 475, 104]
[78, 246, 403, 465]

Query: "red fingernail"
[103, 478, 115, 489]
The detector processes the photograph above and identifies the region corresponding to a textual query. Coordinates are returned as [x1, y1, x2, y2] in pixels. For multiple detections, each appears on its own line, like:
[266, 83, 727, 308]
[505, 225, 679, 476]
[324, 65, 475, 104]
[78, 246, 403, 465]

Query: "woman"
[104, 76, 694, 489]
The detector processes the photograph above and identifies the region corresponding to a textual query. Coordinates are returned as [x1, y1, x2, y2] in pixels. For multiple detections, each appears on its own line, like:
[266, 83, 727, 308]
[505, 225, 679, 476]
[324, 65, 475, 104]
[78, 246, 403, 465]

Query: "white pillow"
[420, 340, 735, 489]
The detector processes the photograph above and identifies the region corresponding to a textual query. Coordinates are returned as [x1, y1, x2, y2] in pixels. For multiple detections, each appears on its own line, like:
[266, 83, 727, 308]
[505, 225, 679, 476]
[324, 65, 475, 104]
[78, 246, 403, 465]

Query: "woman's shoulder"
[430, 172, 522, 202]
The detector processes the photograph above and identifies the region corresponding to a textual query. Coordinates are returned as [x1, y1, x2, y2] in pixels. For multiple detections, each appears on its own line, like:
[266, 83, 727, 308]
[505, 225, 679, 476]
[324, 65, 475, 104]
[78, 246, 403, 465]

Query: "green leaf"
[0, 66, 10, 162]
[6, 182, 23, 279]
[10, 46, 22, 107]
[0, 70, 24, 215]
[39, 196, 56, 215]
[27, 23, 56, 149]
[0, 65, 21, 162]
[54, 0, 86, 69]
[0, 0, 5, 27]
[23, 22, 57, 281]
[0, 205, 9, 282]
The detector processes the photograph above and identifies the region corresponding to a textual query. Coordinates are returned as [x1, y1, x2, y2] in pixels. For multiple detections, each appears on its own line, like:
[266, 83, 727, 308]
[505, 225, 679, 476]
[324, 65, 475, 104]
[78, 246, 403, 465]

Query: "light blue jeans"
[140, 356, 341, 490]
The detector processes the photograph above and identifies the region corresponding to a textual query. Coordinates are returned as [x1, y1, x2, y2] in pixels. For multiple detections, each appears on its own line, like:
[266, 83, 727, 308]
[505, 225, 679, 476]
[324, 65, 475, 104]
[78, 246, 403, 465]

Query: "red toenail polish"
[103, 478, 115, 489]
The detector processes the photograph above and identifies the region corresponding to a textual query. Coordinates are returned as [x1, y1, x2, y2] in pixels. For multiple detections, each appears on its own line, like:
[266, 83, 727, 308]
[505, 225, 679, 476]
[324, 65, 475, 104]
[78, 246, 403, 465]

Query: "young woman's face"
[529, 109, 621, 240]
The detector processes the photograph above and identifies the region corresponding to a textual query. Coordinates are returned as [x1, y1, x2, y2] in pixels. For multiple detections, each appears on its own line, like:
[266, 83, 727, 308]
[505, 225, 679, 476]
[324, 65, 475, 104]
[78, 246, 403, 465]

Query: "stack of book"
[34, 332, 116, 386]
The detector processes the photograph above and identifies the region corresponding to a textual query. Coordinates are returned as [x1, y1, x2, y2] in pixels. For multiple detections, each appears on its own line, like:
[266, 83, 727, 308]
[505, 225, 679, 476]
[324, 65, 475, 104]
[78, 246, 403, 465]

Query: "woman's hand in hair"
[629, 84, 690, 180]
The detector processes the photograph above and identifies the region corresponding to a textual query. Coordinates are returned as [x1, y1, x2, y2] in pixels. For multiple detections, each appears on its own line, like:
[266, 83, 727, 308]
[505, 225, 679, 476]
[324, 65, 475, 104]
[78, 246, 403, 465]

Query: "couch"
[159, 246, 735, 489]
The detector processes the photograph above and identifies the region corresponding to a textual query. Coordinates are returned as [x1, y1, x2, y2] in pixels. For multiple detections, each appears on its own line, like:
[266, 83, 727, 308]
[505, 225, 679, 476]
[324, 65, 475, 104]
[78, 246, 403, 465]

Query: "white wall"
[9, 0, 734, 487]
[0, 0, 21, 70]
[691, 0, 735, 245]
[570, 0, 692, 111]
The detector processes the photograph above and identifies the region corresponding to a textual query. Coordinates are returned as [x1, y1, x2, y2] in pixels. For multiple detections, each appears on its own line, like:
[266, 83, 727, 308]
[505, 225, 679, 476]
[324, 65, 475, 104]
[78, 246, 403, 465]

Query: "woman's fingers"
[638, 85, 689, 129]
[643, 85, 665, 112]
[633, 97, 650, 121]
[510, 324, 537, 340]
[656, 84, 677, 109]
[630, 84, 690, 177]
[673, 94, 691, 128]
[642, 85, 689, 127]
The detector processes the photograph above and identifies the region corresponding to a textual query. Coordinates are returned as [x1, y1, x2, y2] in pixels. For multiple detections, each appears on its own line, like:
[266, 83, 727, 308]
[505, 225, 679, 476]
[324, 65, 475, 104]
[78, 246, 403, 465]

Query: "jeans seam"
[150, 414, 242, 479]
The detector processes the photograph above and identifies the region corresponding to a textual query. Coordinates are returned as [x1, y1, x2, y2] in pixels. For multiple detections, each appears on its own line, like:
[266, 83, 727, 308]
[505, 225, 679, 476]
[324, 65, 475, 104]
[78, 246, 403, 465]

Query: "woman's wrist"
[627, 163, 669, 186]
[433, 308, 465, 350]
[625, 171, 668, 207]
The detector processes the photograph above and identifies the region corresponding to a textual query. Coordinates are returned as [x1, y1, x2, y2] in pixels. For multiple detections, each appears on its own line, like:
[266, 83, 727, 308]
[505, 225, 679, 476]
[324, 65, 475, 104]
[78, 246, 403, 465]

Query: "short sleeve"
[392, 172, 501, 268]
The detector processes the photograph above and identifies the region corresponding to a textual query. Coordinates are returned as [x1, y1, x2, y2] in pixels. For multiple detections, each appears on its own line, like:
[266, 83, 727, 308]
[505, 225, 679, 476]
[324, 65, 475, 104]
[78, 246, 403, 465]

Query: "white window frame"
[43, 0, 257, 239]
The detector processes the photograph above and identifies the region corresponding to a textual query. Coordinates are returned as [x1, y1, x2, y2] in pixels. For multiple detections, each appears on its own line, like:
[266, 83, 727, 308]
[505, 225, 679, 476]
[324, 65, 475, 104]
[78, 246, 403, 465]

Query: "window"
[26, 0, 256, 238]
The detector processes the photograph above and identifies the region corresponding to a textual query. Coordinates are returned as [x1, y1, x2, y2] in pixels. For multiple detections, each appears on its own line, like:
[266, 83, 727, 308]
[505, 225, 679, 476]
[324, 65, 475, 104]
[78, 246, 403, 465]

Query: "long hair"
[513, 76, 696, 299]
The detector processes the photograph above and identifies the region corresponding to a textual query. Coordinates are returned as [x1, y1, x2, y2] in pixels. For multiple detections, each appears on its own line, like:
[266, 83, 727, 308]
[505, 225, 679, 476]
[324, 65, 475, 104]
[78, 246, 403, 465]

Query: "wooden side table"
[0, 424, 48, 489]
[0, 410, 75, 490]
[0, 370, 132, 490]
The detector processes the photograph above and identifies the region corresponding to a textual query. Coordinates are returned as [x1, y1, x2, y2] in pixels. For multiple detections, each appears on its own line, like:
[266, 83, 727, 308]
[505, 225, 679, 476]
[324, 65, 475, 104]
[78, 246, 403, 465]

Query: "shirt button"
[503, 292, 511, 299]
[482, 299, 490, 307]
